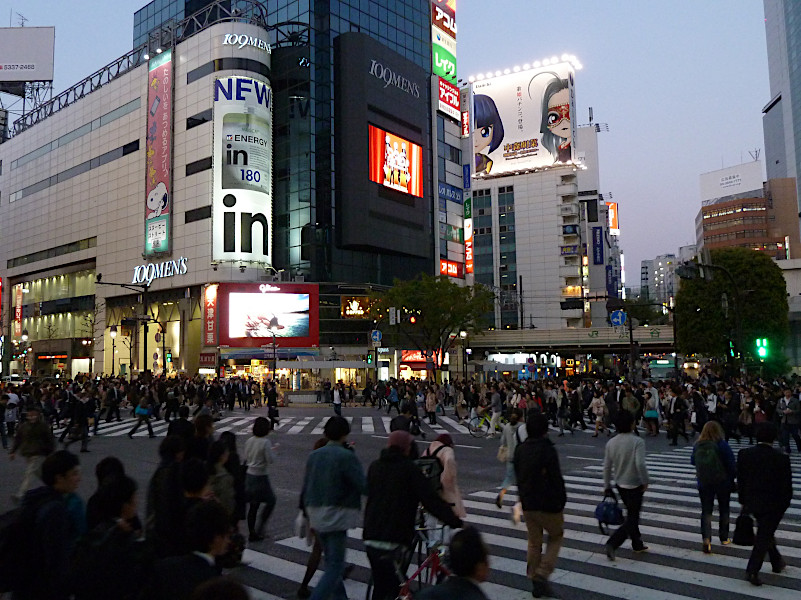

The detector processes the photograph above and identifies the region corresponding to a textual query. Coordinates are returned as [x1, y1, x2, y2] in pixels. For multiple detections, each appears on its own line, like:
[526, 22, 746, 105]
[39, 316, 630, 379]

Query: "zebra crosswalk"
[230, 445, 801, 600]
[72, 413, 477, 438]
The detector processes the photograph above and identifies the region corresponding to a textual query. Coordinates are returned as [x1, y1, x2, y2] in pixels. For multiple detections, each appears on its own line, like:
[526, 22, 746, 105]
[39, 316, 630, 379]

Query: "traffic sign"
[610, 310, 627, 327]
[154, 332, 161, 343]
[370, 330, 382, 344]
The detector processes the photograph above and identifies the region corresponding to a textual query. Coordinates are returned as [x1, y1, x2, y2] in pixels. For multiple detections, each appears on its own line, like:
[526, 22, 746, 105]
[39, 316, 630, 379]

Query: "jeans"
[333, 403, 342, 416]
[698, 484, 730, 541]
[747, 510, 785, 575]
[524, 510, 564, 580]
[608, 485, 645, 550]
[310, 530, 348, 600]
[779, 423, 801, 453]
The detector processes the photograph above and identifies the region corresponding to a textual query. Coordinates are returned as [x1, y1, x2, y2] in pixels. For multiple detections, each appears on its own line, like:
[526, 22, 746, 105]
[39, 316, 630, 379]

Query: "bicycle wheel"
[468, 416, 488, 438]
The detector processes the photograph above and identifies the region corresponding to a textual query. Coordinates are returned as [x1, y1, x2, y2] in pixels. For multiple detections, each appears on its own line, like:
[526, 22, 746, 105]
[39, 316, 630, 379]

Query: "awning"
[276, 360, 368, 369]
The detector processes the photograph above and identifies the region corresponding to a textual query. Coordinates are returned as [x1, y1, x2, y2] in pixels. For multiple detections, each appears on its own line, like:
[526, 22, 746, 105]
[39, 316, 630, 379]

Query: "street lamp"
[459, 330, 468, 381]
[21, 329, 28, 342]
[95, 273, 151, 376]
[110, 325, 117, 377]
[267, 316, 281, 381]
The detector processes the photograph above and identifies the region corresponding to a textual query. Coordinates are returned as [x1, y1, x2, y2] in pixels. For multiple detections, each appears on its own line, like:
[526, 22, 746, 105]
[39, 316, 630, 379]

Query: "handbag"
[496, 445, 509, 463]
[594, 493, 624, 534]
[294, 510, 313, 546]
[733, 513, 755, 546]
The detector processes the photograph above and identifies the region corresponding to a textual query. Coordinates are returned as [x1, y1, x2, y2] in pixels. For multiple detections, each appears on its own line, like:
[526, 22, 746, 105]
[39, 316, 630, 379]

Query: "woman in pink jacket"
[423, 434, 466, 520]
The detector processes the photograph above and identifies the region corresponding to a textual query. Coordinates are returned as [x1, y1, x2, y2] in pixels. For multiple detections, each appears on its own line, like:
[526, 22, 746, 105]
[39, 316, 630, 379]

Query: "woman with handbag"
[244, 417, 277, 542]
[495, 409, 526, 509]
[691, 420, 736, 554]
[738, 389, 755, 445]
[127, 399, 155, 438]
[643, 391, 660, 437]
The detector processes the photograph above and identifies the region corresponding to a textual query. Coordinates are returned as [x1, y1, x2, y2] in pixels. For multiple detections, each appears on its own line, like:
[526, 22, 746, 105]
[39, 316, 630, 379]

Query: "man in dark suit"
[416, 527, 489, 600]
[150, 500, 231, 600]
[737, 422, 793, 586]
[104, 382, 122, 423]
[166, 405, 195, 443]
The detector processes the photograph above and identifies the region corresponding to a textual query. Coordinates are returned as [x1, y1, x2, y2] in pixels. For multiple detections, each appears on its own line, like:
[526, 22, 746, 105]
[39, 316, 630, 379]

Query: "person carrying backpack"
[691, 420, 736, 554]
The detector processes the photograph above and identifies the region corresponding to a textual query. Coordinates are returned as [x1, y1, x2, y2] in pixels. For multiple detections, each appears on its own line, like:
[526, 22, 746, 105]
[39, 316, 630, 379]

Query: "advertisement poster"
[437, 77, 460, 121]
[464, 195, 474, 274]
[144, 49, 173, 256]
[606, 201, 620, 235]
[14, 285, 22, 337]
[470, 62, 576, 177]
[592, 227, 604, 265]
[212, 76, 273, 264]
[217, 283, 319, 348]
[368, 125, 424, 198]
[203, 284, 218, 347]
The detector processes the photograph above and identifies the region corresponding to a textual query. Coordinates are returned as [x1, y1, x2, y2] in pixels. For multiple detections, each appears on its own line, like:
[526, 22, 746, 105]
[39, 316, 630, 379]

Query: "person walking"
[666, 386, 690, 446]
[9, 404, 56, 502]
[495, 409, 525, 508]
[128, 399, 156, 438]
[363, 431, 463, 600]
[243, 417, 277, 542]
[488, 384, 503, 438]
[301, 416, 367, 600]
[602, 411, 649, 560]
[737, 422, 793, 586]
[776, 388, 801, 454]
[691, 420, 736, 554]
[514, 413, 566, 598]
[332, 383, 343, 416]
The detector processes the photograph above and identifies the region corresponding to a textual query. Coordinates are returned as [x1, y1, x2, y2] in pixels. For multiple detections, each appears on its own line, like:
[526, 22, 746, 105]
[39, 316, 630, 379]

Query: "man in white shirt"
[602, 410, 650, 560]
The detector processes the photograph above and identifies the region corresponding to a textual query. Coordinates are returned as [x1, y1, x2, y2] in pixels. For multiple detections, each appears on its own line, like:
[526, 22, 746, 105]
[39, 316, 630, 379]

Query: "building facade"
[0, 0, 462, 381]
[695, 161, 799, 260]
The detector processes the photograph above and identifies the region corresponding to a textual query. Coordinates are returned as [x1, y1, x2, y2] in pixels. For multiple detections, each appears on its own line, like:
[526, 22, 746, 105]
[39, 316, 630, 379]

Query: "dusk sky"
[3, 1, 771, 287]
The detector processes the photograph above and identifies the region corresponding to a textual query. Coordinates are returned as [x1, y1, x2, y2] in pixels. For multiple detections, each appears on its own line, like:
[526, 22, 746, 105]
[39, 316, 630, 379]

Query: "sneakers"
[604, 544, 616, 561]
[702, 540, 712, 554]
[721, 538, 732, 546]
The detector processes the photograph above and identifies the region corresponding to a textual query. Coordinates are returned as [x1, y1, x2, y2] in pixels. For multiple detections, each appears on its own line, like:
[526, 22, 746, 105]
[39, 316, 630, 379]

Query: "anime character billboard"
[368, 125, 424, 197]
[471, 62, 576, 176]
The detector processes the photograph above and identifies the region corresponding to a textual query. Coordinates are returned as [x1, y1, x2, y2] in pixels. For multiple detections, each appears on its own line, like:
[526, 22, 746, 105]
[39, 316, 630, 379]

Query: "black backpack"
[414, 445, 446, 491]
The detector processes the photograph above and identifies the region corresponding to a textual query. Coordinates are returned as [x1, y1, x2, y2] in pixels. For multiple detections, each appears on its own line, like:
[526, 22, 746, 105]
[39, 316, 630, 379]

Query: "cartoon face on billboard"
[470, 62, 576, 176]
[146, 182, 169, 218]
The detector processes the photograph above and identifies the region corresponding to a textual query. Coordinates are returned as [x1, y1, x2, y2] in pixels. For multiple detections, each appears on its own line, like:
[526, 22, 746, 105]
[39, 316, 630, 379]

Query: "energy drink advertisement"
[212, 76, 273, 264]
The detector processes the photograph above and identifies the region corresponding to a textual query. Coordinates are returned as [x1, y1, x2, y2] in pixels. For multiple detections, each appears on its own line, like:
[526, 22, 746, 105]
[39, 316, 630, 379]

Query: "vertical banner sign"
[144, 49, 173, 256]
[606, 201, 620, 235]
[592, 226, 604, 265]
[606, 265, 615, 296]
[203, 284, 218, 347]
[14, 285, 22, 337]
[213, 76, 273, 265]
[464, 195, 474, 274]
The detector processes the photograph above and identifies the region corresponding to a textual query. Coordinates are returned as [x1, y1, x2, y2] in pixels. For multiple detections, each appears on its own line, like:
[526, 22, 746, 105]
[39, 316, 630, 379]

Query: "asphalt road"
[1, 404, 799, 600]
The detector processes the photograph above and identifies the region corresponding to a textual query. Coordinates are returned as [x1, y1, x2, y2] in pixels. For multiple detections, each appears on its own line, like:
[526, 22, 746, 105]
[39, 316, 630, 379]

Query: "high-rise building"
[639, 255, 675, 305]
[0, 0, 462, 380]
[461, 59, 619, 329]
[695, 161, 799, 259]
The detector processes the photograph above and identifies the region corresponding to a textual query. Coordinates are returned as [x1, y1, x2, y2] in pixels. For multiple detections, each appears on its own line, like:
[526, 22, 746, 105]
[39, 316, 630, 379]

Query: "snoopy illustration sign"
[144, 49, 173, 256]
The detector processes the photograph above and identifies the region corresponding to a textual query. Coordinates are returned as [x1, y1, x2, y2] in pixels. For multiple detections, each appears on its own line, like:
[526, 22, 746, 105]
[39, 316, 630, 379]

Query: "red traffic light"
[409, 316, 417, 324]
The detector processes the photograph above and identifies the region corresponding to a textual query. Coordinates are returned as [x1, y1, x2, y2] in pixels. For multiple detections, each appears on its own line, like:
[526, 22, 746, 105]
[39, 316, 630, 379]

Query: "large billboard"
[368, 125, 424, 198]
[144, 50, 173, 256]
[470, 62, 576, 177]
[212, 76, 273, 264]
[217, 283, 319, 348]
[0, 27, 55, 82]
[699, 161, 764, 204]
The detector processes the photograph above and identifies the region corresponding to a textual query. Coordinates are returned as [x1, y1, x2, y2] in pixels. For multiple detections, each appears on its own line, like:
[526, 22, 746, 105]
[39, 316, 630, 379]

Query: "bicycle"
[467, 410, 507, 438]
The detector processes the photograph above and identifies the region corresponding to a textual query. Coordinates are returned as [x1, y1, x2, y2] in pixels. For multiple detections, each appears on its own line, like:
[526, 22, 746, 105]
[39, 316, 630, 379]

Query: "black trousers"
[669, 413, 688, 443]
[747, 510, 785, 574]
[608, 485, 645, 550]
[365, 545, 409, 600]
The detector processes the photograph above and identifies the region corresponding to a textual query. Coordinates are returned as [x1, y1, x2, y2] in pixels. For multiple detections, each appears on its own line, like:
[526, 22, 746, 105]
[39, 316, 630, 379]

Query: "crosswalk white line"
[381, 417, 392, 433]
[439, 415, 469, 434]
[286, 417, 314, 435]
[361, 416, 374, 434]
[217, 418, 255, 433]
[310, 417, 328, 435]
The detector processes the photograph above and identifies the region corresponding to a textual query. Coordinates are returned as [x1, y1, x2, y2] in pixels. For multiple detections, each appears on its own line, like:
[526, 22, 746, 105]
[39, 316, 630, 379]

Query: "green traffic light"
[755, 338, 769, 359]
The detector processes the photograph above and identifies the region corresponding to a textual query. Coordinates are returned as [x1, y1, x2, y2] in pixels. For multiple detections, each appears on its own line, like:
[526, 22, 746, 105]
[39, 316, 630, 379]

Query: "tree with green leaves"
[369, 274, 495, 375]
[675, 248, 789, 372]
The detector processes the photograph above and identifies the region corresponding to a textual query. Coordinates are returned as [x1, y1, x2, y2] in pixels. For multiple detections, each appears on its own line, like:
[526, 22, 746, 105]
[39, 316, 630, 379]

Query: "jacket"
[603, 433, 649, 489]
[737, 443, 793, 515]
[11, 419, 55, 457]
[690, 438, 736, 489]
[363, 447, 462, 546]
[514, 436, 566, 513]
[302, 441, 367, 532]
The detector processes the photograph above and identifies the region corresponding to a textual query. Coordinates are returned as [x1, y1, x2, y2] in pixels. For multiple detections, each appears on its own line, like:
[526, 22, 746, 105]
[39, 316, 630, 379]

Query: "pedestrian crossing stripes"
[65, 414, 484, 438]
[230, 445, 801, 600]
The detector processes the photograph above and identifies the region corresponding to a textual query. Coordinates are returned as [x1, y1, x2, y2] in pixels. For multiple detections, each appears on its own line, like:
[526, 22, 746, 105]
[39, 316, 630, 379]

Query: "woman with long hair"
[691, 420, 736, 554]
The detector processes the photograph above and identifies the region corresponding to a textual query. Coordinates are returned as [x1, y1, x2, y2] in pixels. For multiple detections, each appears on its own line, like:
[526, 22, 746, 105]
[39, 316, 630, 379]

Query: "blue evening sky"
[3, 1, 770, 284]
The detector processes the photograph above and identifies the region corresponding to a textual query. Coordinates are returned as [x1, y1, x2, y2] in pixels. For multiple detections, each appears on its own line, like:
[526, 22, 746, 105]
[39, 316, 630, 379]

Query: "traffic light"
[755, 338, 769, 359]
[366, 352, 373, 365]
[409, 315, 417, 324]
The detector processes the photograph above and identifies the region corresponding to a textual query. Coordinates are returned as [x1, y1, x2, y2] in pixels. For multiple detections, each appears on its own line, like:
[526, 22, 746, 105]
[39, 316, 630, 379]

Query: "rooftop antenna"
[16, 12, 27, 27]
[589, 106, 593, 124]
[748, 148, 761, 161]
